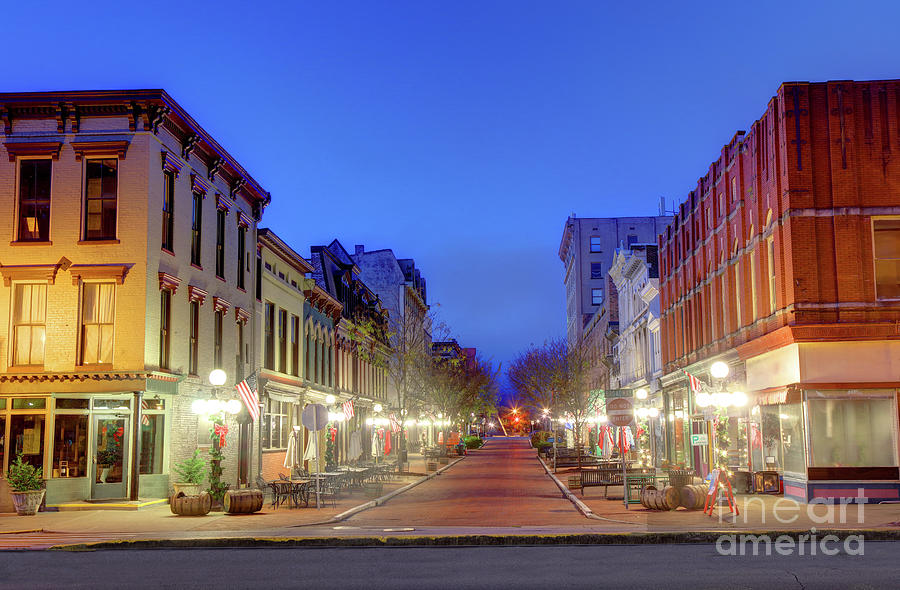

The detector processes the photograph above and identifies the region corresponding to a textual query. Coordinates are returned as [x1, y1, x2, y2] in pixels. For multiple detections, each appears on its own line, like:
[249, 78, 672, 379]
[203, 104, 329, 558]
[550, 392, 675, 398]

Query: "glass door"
[91, 415, 129, 500]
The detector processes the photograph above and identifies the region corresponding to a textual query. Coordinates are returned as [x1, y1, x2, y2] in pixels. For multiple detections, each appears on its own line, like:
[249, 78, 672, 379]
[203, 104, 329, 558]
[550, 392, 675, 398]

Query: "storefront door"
[91, 415, 129, 500]
[691, 418, 711, 478]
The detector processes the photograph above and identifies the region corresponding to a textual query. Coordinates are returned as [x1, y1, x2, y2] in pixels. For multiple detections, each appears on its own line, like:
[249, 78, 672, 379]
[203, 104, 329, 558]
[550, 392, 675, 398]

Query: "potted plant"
[7, 453, 45, 516]
[172, 449, 206, 496]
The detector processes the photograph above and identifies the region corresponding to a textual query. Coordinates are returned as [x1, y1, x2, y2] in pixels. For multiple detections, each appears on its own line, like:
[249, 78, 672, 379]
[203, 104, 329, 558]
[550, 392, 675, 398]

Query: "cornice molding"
[190, 173, 211, 196]
[188, 285, 208, 304]
[158, 272, 180, 293]
[68, 263, 131, 286]
[213, 296, 231, 313]
[216, 193, 234, 213]
[5, 141, 62, 162]
[235, 306, 250, 325]
[161, 150, 183, 177]
[71, 140, 129, 161]
[0, 264, 59, 286]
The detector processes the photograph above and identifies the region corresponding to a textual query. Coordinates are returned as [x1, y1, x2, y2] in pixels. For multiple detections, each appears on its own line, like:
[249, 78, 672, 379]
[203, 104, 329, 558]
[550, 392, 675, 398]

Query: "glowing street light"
[635, 388, 648, 400]
[710, 361, 730, 379]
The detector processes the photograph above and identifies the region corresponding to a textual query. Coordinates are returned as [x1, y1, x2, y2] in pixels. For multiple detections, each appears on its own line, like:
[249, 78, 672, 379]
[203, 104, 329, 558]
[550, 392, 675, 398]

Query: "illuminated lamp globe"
[373, 403, 383, 413]
[325, 394, 336, 405]
[732, 391, 748, 407]
[635, 388, 649, 400]
[191, 399, 207, 415]
[209, 369, 227, 387]
[710, 361, 730, 379]
[695, 392, 712, 408]
[648, 407, 660, 418]
[226, 399, 242, 415]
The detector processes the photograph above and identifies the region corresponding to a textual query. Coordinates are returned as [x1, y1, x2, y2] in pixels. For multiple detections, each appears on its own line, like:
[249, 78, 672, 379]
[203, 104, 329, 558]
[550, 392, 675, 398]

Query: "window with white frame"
[873, 219, 900, 300]
[80, 282, 115, 365]
[12, 283, 46, 366]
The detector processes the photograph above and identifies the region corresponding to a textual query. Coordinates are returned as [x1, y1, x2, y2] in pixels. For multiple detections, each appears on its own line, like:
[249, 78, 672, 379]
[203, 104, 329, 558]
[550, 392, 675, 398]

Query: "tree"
[508, 337, 600, 470]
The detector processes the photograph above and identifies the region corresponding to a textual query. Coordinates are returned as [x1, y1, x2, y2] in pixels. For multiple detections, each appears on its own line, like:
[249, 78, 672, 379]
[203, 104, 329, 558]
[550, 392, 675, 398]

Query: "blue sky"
[5, 1, 900, 392]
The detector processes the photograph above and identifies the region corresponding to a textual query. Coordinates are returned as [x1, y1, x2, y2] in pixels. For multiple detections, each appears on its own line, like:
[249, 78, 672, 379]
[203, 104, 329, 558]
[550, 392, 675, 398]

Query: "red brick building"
[658, 80, 900, 502]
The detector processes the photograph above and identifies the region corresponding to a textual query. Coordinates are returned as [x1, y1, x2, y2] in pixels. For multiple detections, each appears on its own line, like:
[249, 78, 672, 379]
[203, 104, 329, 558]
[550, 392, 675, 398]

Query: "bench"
[580, 468, 623, 497]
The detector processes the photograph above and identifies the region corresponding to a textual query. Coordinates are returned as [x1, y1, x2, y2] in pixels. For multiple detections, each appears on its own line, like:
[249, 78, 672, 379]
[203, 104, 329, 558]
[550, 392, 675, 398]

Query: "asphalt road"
[2, 542, 897, 589]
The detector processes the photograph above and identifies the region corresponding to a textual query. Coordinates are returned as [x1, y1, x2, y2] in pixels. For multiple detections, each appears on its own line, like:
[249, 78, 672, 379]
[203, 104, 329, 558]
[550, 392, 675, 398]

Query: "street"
[2, 543, 898, 589]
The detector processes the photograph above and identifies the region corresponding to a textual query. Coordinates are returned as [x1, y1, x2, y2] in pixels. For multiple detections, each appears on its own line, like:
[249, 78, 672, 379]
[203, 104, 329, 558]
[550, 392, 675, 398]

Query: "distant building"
[558, 216, 671, 346]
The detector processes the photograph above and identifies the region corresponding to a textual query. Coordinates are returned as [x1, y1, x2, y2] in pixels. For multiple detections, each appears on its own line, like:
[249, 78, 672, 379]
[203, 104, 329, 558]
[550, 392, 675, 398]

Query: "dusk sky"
[5, 1, 900, 393]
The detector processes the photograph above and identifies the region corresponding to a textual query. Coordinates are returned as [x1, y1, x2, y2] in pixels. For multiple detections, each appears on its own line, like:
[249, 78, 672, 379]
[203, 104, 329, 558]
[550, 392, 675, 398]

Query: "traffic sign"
[301, 403, 328, 431]
[690, 433, 709, 446]
[606, 396, 634, 427]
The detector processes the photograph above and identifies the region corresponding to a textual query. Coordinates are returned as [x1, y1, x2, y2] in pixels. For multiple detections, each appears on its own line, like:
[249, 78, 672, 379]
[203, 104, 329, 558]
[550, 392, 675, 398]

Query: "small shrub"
[463, 435, 483, 449]
[530, 431, 550, 448]
[7, 454, 44, 492]
[173, 449, 206, 484]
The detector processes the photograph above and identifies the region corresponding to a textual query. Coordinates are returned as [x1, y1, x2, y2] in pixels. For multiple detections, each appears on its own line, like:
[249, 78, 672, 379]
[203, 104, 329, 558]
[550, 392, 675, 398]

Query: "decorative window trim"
[6, 142, 62, 162]
[158, 272, 180, 293]
[191, 173, 210, 196]
[216, 193, 234, 213]
[237, 210, 252, 229]
[188, 285, 208, 304]
[71, 140, 129, 161]
[0, 264, 58, 286]
[235, 306, 251, 325]
[161, 151, 183, 177]
[69, 263, 131, 286]
[213, 296, 231, 313]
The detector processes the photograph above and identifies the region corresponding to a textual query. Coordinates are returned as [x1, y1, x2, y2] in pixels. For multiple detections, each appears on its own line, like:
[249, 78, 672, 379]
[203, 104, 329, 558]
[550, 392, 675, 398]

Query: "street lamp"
[635, 388, 648, 400]
[710, 361, 730, 379]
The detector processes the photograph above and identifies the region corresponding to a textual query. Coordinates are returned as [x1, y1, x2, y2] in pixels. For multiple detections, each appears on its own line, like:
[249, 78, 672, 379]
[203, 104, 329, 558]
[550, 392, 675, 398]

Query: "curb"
[536, 455, 634, 525]
[48, 528, 900, 551]
[293, 455, 467, 527]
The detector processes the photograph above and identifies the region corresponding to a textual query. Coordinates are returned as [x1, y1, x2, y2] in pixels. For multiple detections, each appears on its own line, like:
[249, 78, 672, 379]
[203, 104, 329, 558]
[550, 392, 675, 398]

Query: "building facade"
[0, 90, 267, 508]
[659, 80, 900, 502]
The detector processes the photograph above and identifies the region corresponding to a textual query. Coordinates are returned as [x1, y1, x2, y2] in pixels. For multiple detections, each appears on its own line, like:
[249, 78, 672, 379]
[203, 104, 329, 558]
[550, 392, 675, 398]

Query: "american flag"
[683, 370, 703, 394]
[388, 413, 401, 433]
[342, 399, 354, 422]
[236, 373, 260, 422]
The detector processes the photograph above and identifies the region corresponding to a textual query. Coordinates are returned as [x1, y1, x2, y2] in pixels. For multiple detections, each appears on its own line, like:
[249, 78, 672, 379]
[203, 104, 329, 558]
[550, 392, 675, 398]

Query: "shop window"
[140, 414, 165, 474]
[17, 159, 52, 242]
[263, 400, 289, 450]
[80, 282, 115, 365]
[12, 398, 46, 410]
[750, 405, 784, 471]
[83, 159, 118, 240]
[56, 399, 89, 410]
[873, 219, 900, 299]
[12, 283, 46, 366]
[11, 414, 45, 469]
[93, 398, 130, 411]
[779, 403, 806, 476]
[807, 396, 897, 468]
[52, 415, 88, 478]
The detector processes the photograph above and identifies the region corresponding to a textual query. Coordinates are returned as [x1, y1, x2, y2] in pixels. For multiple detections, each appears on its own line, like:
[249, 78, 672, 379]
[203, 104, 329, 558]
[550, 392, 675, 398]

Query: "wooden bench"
[580, 468, 624, 497]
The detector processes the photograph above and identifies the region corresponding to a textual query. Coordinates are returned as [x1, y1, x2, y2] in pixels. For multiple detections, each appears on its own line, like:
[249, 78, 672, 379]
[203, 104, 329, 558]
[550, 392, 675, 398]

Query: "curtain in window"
[13, 284, 46, 365]
[82, 283, 115, 364]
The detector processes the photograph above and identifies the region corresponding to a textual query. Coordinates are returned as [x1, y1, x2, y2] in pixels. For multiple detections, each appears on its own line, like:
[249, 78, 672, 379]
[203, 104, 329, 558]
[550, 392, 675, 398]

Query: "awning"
[264, 388, 302, 404]
[752, 386, 801, 406]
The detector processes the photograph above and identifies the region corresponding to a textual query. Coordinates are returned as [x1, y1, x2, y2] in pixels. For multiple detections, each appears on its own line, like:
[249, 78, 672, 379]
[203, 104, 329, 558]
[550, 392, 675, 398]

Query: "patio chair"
[308, 479, 337, 508]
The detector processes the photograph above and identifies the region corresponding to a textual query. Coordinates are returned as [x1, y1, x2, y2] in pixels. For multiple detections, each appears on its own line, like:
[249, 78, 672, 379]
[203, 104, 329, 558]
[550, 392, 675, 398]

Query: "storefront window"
[750, 405, 784, 471]
[11, 414, 45, 468]
[53, 415, 88, 478]
[140, 415, 164, 474]
[0, 416, 6, 473]
[807, 395, 897, 468]
[12, 398, 46, 410]
[56, 399, 90, 410]
[93, 399, 130, 411]
[263, 400, 289, 450]
[780, 403, 806, 476]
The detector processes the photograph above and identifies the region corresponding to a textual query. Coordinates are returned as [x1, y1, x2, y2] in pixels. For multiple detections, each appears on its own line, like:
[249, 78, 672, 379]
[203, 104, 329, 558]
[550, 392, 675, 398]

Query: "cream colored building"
[0, 90, 268, 509]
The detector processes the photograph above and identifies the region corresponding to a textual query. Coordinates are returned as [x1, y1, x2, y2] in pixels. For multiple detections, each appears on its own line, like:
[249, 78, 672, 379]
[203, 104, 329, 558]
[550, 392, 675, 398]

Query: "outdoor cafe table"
[272, 478, 312, 508]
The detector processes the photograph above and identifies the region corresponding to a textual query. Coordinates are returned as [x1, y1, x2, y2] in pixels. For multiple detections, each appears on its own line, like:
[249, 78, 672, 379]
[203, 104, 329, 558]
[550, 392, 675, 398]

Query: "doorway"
[91, 415, 129, 500]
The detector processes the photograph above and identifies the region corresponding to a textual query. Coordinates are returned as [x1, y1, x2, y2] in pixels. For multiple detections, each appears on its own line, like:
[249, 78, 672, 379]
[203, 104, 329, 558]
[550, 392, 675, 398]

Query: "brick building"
[658, 80, 900, 502]
[0, 90, 268, 508]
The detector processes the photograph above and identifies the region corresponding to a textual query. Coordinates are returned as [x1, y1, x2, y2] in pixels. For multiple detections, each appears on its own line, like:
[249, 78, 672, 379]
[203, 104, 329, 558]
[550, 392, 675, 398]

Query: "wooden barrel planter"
[426, 462, 438, 472]
[641, 485, 678, 510]
[639, 485, 656, 509]
[170, 491, 212, 516]
[224, 489, 264, 514]
[678, 484, 708, 510]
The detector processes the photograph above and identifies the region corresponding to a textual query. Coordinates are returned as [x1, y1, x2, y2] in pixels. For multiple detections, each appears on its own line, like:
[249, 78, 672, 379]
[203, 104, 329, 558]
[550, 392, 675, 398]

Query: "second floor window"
[18, 159, 52, 242]
[291, 315, 300, 377]
[237, 226, 247, 290]
[264, 302, 275, 370]
[215, 209, 226, 278]
[278, 309, 288, 373]
[159, 290, 171, 369]
[190, 192, 203, 266]
[591, 287, 604, 306]
[189, 301, 199, 375]
[874, 219, 900, 300]
[84, 159, 118, 241]
[12, 283, 46, 366]
[162, 170, 175, 251]
[80, 283, 115, 365]
[214, 310, 224, 369]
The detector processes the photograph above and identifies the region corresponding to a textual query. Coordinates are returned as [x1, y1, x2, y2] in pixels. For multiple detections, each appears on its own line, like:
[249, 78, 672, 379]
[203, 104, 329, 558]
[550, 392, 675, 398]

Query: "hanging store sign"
[690, 433, 709, 446]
